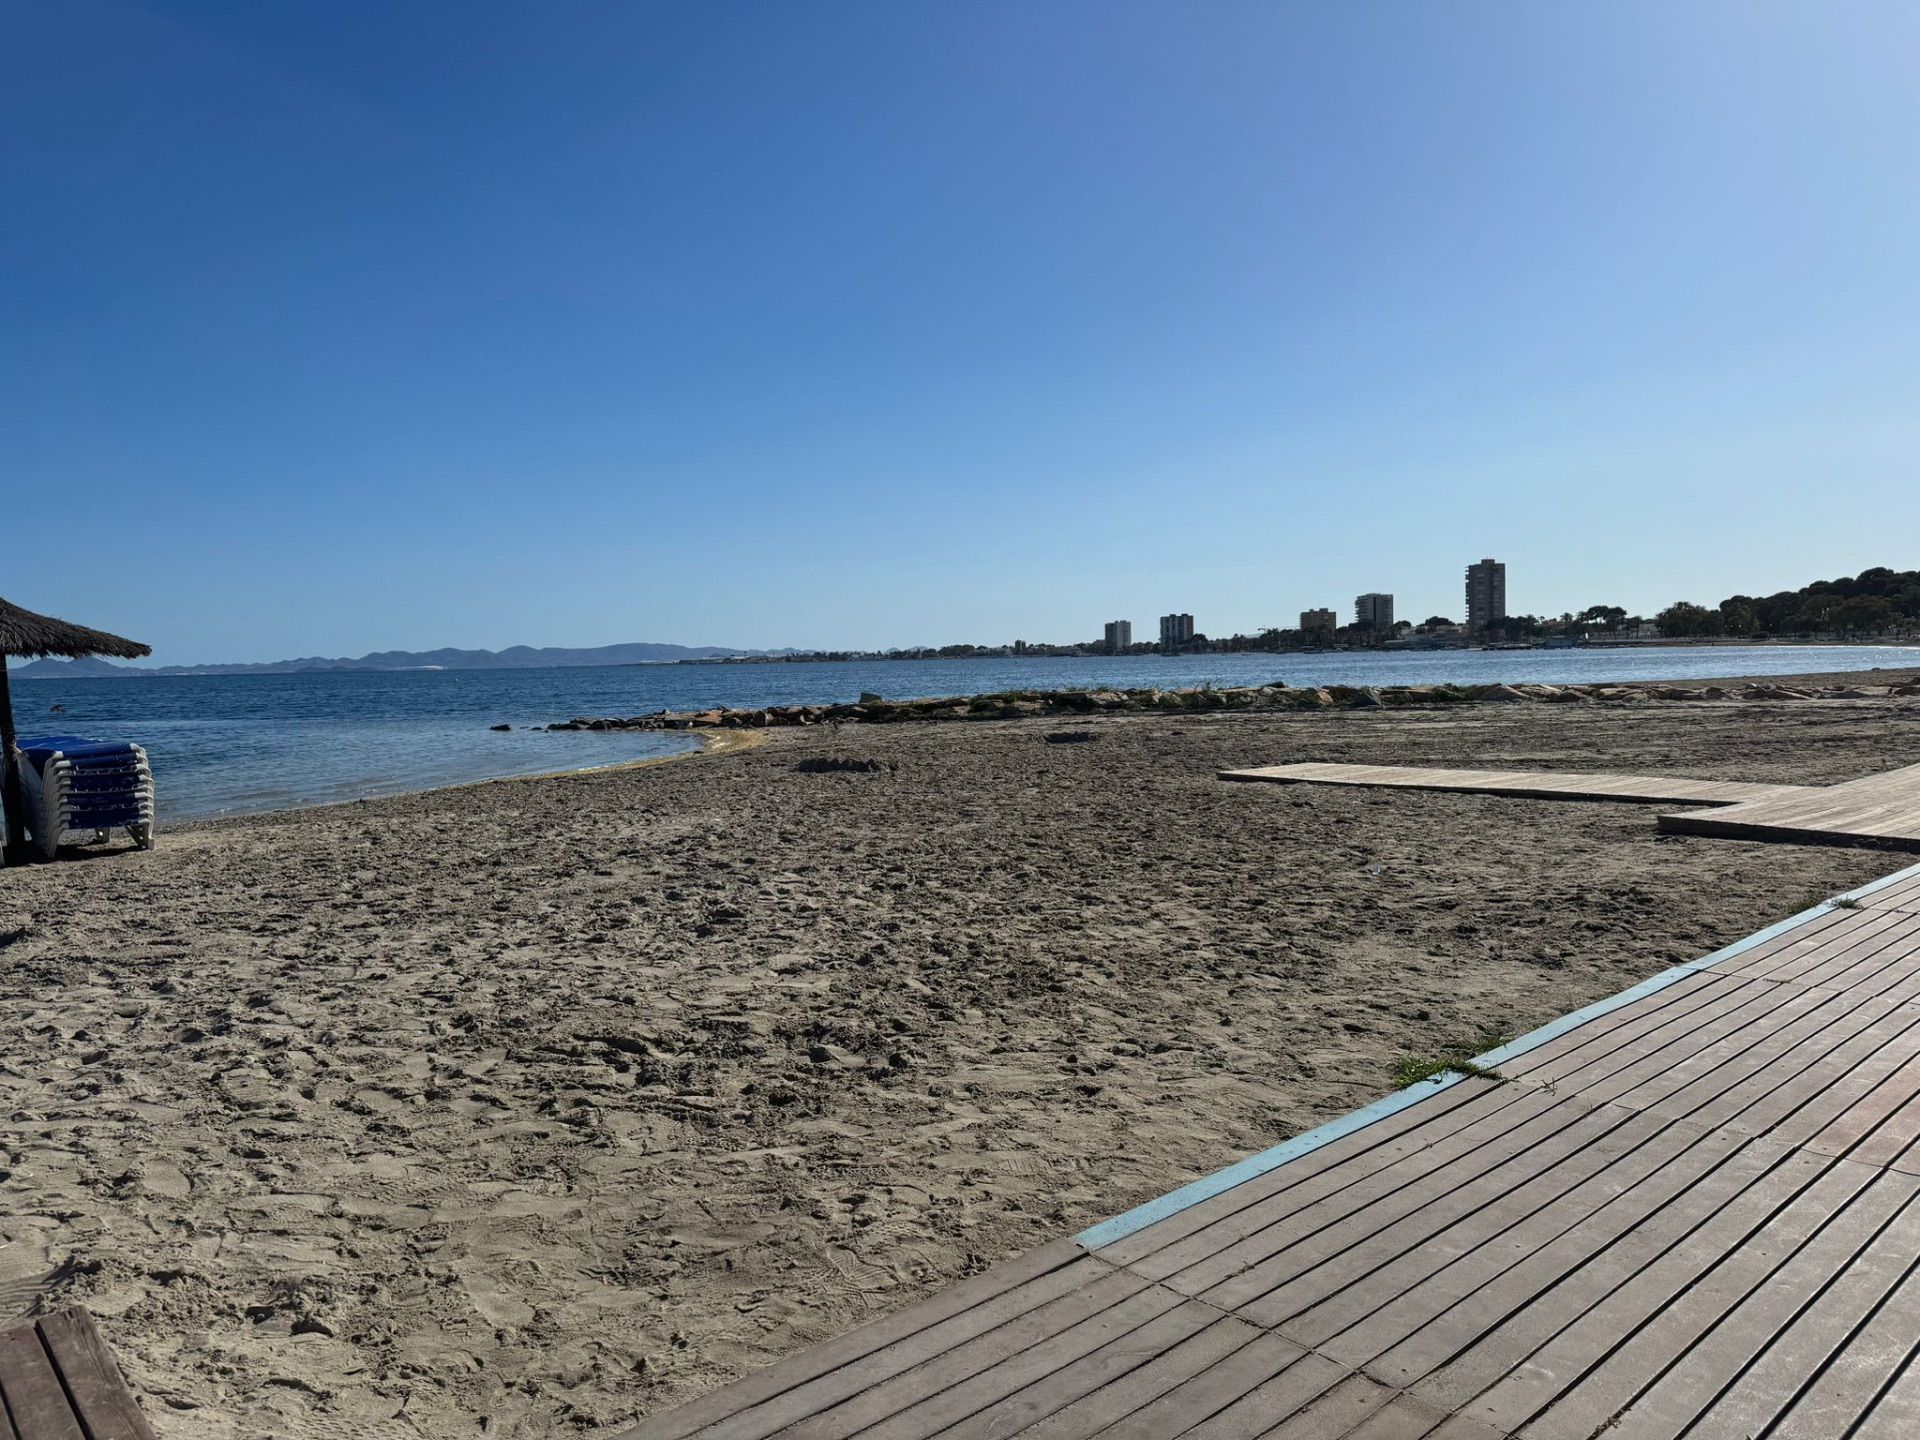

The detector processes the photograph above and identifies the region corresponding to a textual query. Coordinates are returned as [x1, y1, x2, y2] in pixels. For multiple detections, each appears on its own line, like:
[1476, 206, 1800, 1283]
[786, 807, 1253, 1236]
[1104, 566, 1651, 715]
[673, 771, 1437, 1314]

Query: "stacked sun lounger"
[16, 734, 155, 859]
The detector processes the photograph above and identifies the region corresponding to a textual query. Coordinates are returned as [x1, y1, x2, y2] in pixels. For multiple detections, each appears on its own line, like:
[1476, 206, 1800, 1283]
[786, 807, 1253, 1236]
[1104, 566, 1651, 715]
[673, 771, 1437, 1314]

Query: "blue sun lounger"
[16, 734, 155, 859]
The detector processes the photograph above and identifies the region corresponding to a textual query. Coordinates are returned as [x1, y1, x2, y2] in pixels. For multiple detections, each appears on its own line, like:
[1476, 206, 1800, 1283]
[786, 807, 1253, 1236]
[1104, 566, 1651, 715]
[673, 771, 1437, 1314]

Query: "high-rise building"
[1355, 593, 1395, 631]
[1299, 608, 1338, 632]
[1466, 558, 1507, 632]
[1158, 613, 1195, 649]
[1103, 620, 1133, 654]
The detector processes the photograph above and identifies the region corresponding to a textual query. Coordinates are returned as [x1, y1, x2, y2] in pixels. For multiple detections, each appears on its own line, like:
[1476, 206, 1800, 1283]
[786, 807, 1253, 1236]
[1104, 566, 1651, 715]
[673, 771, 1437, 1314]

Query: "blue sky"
[4, 1, 1916, 662]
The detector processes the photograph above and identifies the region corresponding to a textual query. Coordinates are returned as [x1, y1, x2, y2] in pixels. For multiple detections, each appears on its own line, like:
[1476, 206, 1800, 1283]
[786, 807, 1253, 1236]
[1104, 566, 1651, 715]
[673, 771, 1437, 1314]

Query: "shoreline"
[109, 661, 1920, 834]
[149, 728, 756, 837]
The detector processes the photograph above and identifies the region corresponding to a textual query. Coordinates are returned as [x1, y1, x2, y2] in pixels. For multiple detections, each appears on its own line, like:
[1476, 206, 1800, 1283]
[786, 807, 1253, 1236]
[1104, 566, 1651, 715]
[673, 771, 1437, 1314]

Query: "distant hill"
[11, 641, 780, 678]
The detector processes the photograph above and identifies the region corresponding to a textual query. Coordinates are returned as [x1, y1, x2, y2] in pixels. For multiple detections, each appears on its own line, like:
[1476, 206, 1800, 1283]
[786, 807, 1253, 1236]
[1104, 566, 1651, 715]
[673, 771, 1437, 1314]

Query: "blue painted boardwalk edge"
[1076, 859, 1920, 1251]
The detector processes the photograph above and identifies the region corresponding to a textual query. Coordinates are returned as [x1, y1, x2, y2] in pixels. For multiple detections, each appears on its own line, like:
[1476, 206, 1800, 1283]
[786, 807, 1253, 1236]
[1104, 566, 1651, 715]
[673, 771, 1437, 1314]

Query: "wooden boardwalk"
[1659, 763, 1920, 850]
[1225, 762, 1920, 852]
[0, 1308, 156, 1440]
[622, 861, 1920, 1439]
[1219, 762, 1810, 808]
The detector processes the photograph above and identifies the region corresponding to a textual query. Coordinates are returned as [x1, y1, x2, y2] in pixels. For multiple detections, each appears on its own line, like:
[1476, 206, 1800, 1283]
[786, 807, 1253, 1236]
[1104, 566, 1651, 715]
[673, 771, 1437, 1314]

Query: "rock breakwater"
[546, 677, 1920, 733]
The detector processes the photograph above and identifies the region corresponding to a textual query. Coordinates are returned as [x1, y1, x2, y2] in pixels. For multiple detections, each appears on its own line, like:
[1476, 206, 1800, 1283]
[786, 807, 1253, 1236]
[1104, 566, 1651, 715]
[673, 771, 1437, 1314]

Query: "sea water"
[16, 644, 1917, 821]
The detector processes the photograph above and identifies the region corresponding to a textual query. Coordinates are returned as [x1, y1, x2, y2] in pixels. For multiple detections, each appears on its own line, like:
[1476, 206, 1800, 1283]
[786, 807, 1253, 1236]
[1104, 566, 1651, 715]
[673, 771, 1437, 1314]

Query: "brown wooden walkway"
[1224, 762, 1920, 852]
[621, 862, 1920, 1439]
[1659, 762, 1920, 850]
[1220, 762, 1808, 808]
[0, 1308, 156, 1440]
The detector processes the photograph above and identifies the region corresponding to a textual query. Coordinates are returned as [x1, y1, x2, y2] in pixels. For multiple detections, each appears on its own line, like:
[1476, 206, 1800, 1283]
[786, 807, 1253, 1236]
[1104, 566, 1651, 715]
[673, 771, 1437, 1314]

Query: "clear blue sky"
[4, 1, 1916, 662]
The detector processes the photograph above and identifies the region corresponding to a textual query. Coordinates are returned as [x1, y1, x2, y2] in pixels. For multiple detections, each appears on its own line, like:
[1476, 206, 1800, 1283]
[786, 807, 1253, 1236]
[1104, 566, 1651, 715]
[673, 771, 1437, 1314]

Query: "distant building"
[1158, 613, 1196, 649]
[1299, 608, 1338, 632]
[1103, 620, 1133, 654]
[1466, 558, 1507, 632]
[1355, 593, 1395, 631]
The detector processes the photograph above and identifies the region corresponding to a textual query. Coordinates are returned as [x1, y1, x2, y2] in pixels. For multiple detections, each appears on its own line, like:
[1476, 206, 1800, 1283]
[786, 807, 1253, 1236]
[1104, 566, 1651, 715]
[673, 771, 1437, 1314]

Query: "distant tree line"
[1652, 567, 1920, 639]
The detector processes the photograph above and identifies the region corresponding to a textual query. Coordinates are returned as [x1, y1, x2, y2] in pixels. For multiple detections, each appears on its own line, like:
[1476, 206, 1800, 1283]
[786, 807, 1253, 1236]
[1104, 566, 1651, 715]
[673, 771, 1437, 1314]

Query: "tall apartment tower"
[1355, 593, 1395, 631]
[1158, 613, 1195, 649]
[1103, 620, 1133, 654]
[1466, 558, 1507, 632]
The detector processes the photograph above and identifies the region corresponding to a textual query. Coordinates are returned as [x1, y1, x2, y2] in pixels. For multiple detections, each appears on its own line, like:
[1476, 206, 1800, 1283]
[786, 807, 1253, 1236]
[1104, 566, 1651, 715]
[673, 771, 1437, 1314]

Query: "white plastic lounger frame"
[18, 744, 155, 859]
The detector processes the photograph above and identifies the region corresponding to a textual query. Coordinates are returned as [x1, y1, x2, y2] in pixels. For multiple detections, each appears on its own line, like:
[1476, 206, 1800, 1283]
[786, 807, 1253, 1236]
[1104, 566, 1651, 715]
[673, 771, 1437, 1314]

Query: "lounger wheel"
[129, 823, 154, 851]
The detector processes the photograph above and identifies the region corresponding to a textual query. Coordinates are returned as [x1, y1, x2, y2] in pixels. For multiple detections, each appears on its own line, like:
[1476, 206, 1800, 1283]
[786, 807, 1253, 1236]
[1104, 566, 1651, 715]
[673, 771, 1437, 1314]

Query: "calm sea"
[16, 644, 1919, 822]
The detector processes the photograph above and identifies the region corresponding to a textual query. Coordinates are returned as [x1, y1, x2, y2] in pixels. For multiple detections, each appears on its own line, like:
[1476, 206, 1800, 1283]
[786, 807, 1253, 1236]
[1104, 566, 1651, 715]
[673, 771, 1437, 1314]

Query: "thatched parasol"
[0, 597, 151, 858]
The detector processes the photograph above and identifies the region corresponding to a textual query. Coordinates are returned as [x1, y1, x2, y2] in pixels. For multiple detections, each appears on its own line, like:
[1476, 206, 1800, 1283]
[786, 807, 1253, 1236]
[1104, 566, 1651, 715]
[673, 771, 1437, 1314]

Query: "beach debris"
[1044, 731, 1098, 744]
[794, 757, 889, 774]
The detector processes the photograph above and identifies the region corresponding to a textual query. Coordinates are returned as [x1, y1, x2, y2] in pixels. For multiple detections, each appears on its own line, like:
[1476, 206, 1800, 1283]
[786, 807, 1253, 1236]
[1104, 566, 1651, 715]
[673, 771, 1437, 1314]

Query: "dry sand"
[4, 682, 1920, 1437]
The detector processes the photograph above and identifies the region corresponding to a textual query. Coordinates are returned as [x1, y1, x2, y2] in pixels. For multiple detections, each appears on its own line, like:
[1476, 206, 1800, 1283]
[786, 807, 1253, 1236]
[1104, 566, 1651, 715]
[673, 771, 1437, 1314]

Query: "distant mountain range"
[12, 641, 789, 678]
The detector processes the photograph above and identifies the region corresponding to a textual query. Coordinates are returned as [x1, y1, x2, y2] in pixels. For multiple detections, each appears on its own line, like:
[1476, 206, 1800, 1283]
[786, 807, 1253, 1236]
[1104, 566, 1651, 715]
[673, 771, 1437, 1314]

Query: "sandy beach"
[5, 676, 1919, 1438]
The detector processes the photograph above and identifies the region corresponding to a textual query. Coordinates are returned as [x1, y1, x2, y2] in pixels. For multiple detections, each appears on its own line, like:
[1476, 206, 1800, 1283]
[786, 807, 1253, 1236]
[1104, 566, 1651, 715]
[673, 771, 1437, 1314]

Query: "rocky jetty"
[545, 676, 1920, 734]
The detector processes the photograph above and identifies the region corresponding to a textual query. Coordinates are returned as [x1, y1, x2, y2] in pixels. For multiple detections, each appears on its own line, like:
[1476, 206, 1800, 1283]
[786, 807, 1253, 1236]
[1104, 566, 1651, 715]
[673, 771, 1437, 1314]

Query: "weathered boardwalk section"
[1219, 763, 1808, 808]
[1225, 762, 1920, 852]
[623, 862, 1920, 1439]
[1659, 763, 1920, 850]
[0, 1308, 156, 1440]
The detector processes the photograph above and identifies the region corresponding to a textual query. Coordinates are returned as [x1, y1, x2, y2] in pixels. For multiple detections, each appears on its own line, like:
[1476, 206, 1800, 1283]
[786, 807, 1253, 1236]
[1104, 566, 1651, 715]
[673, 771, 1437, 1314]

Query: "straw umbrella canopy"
[0, 597, 151, 857]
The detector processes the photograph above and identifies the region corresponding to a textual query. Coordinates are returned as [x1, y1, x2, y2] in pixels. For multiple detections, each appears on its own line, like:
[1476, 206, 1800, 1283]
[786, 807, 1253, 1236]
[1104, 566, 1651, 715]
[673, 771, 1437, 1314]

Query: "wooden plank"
[1631, 1186, 1920, 1440]
[0, 1353, 17, 1440]
[1405, 1143, 1832, 1415]
[1298, 1108, 1741, 1361]
[1515, 1168, 1920, 1438]
[1014, 1313, 1265, 1440]
[1171, 1093, 1612, 1305]
[1564, 985, 1896, 1124]
[1094, 1078, 1514, 1270]
[1813, 1075, 1920, 1174]
[933, 1303, 1241, 1440]
[0, 1325, 85, 1440]
[1658, 762, 1920, 849]
[1320, 1386, 1455, 1439]
[1767, 1257, 1920, 1438]
[1861, 867, 1920, 914]
[1437, 1153, 1876, 1431]
[1715, 908, 1919, 987]
[1723, 1008, 1920, 1151]
[1221, 762, 1807, 808]
[840, 1283, 1187, 1440]
[1179, 1362, 1376, 1439]
[617, 1238, 1090, 1438]
[1495, 969, 1783, 1088]
[1090, 1332, 1313, 1439]
[33, 1311, 157, 1440]
[1224, 1105, 1662, 1330]
[1350, 1122, 1753, 1388]
[1775, 924, 1920, 1002]
[1370, 1132, 1790, 1394]
[1125, 1086, 1576, 1285]
[711, 1264, 1150, 1440]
